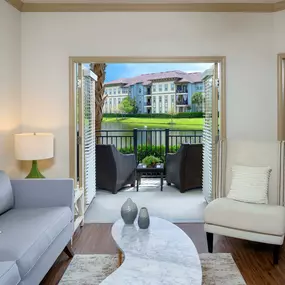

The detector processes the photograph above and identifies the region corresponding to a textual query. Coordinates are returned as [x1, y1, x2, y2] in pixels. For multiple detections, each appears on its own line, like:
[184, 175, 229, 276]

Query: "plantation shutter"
[82, 68, 97, 206]
[202, 64, 219, 203]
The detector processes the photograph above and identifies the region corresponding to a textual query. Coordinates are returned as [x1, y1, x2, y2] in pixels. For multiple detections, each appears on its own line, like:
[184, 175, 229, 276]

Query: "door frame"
[277, 53, 285, 206]
[69, 56, 227, 197]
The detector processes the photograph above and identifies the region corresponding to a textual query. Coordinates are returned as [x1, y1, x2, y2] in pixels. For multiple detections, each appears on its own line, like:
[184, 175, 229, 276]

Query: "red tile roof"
[105, 70, 202, 86]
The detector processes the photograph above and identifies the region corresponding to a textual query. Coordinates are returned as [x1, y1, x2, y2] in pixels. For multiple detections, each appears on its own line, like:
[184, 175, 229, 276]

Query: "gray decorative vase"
[138, 207, 150, 229]
[121, 198, 138, 224]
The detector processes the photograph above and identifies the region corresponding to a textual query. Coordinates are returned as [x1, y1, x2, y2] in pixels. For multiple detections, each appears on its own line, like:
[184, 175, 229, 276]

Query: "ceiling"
[21, 0, 280, 3]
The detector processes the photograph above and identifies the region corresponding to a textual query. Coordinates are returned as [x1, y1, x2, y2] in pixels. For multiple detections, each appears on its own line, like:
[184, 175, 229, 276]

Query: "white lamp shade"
[14, 133, 54, 161]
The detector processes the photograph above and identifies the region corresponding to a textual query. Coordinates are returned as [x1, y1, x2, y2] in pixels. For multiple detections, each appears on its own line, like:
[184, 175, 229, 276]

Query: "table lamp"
[14, 133, 54, 178]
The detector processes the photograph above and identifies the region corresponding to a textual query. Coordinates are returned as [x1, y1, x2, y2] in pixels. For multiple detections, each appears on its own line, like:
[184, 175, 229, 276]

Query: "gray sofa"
[0, 171, 74, 285]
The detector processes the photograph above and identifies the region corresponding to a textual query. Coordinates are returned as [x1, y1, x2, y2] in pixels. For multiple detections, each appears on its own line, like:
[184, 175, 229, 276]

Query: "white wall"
[274, 10, 285, 53]
[21, 12, 276, 177]
[0, 1, 21, 177]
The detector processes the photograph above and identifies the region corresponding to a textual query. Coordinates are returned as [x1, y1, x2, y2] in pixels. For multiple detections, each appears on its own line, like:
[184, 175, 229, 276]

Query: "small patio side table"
[136, 163, 164, 192]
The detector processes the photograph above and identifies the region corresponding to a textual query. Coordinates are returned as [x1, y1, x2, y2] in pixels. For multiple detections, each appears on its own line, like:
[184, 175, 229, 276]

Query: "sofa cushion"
[204, 198, 285, 236]
[0, 171, 14, 215]
[0, 207, 72, 279]
[0, 261, 21, 285]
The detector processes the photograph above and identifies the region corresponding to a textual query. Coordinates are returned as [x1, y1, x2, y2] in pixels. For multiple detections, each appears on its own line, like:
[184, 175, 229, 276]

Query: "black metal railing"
[176, 99, 188, 105]
[96, 128, 202, 163]
[176, 88, 188, 93]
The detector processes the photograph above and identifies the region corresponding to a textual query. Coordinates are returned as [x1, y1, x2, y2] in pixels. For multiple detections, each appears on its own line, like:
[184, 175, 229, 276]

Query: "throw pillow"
[227, 165, 271, 204]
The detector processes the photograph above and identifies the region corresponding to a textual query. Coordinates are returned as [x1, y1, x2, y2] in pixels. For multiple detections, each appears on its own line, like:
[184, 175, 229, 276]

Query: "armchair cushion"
[0, 207, 72, 278]
[0, 171, 14, 215]
[227, 165, 271, 204]
[204, 198, 285, 236]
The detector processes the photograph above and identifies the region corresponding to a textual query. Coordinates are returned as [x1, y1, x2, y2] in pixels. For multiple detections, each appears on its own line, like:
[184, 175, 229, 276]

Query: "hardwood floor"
[41, 223, 285, 285]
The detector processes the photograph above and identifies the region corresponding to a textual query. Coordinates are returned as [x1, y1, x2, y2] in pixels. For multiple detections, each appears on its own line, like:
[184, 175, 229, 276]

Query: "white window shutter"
[202, 64, 218, 203]
[83, 69, 97, 206]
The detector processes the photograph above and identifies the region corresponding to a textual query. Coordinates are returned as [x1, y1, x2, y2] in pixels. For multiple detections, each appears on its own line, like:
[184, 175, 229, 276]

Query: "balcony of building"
[145, 99, 152, 106]
[176, 95, 188, 106]
[176, 85, 188, 94]
[145, 87, 152, 96]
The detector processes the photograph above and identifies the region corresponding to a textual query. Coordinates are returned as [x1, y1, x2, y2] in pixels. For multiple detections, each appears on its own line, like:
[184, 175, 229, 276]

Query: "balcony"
[176, 99, 188, 106]
[176, 89, 188, 94]
[176, 87, 188, 94]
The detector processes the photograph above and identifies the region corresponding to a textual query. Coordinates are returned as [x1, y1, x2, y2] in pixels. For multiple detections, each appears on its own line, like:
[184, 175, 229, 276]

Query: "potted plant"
[142, 156, 161, 168]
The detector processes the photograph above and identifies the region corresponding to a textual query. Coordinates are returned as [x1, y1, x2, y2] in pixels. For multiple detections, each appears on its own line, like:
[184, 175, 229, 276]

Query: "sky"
[105, 63, 213, 82]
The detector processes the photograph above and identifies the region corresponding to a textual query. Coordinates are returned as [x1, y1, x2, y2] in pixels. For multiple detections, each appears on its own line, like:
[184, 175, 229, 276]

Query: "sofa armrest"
[11, 179, 74, 215]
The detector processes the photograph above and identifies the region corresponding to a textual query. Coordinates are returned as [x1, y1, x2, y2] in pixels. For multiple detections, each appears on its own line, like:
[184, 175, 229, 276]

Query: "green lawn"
[103, 117, 204, 130]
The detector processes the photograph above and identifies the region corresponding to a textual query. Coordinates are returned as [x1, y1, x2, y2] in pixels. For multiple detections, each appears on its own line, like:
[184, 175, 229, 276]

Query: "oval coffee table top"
[101, 217, 202, 285]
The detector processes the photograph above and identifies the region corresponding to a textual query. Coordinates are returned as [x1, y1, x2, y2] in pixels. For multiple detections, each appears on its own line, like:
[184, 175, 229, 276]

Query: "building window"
[171, 95, 174, 103]
[118, 88, 121, 94]
[139, 87, 142, 94]
[153, 85, 156, 92]
[159, 84, 162, 92]
[114, 88, 116, 95]
[171, 83, 175, 91]
[164, 84, 168, 91]
[109, 89, 112, 95]
[159, 96, 162, 109]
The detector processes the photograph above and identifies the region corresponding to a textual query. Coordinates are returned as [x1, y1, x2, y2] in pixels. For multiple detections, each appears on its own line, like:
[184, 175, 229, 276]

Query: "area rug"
[85, 179, 206, 223]
[59, 253, 246, 285]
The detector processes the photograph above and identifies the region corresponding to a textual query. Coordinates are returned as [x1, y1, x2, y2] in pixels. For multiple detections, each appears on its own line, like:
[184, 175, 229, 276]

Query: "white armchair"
[204, 140, 285, 264]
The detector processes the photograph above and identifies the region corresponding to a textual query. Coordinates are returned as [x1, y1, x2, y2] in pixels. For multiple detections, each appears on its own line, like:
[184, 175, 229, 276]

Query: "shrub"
[142, 156, 161, 167]
[119, 144, 180, 163]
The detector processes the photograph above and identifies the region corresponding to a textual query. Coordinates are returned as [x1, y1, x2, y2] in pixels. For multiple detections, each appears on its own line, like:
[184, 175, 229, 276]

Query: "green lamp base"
[25, 160, 45, 179]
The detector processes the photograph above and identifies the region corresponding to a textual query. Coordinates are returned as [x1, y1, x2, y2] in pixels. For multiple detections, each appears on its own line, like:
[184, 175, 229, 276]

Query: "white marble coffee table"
[101, 217, 202, 285]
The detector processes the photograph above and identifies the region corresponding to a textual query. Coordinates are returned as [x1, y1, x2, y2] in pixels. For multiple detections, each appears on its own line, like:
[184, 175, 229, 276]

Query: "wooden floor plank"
[41, 223, 285, 285]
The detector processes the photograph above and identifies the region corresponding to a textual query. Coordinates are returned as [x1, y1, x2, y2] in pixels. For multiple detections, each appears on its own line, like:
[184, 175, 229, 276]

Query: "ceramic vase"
[121, 198, 138, 224]
[138, 207, 150, 229]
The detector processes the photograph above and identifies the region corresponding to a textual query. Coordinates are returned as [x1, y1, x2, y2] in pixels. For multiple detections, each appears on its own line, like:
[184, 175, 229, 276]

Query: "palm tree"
[92, 63, 107, 144]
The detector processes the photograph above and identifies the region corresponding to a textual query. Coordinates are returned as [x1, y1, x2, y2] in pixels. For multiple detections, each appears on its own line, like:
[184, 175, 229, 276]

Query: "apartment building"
[103, 70, 203, 114]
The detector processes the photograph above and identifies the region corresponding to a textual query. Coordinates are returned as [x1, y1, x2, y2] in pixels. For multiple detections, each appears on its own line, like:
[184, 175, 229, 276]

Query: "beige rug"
[60, 253, 246, 285]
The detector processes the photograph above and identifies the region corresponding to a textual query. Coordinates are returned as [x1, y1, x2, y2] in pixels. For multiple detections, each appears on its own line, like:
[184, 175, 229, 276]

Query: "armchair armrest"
[11, 179, 74, 215]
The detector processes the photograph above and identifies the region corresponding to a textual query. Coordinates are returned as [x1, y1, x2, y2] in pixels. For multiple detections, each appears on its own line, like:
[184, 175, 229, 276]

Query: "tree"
[168, 106, 177, 124]
[118, 97, 137, 114]
[191, 92, 203, 112]
[92, 63, 107, 144]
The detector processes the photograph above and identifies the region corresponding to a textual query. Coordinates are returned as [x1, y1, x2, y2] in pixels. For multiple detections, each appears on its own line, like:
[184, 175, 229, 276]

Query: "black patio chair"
[96, 144, 136, 194]
[166, 144, 203, 193]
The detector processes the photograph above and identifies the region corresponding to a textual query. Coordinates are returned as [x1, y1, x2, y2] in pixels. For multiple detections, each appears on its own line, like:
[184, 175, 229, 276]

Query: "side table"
[136, 163, 164, 192]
